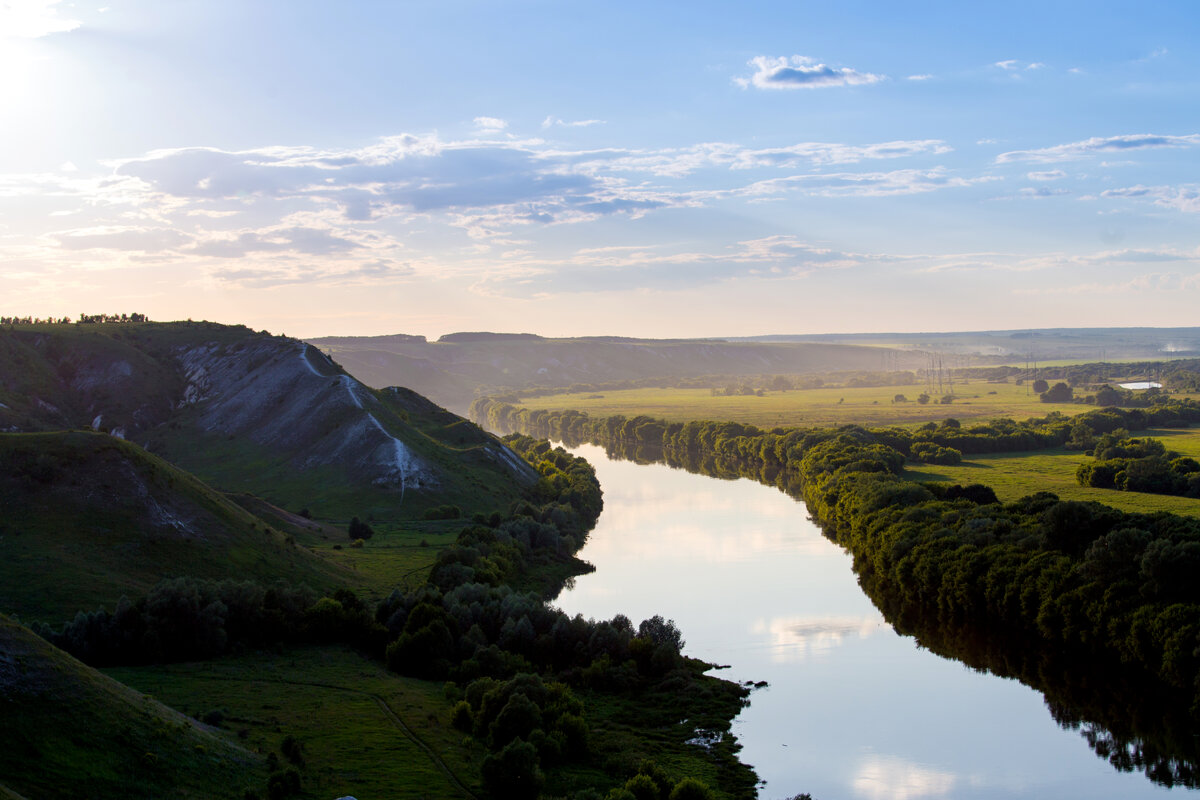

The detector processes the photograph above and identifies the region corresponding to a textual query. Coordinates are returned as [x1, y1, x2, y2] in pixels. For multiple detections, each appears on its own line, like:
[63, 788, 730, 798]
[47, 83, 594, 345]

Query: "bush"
[668, 778, 716, 800]
[451, 700, 473, 732]
[348, 516, 374, 540]
[481, 738, 543, 799]
[424, 504, 463, 520]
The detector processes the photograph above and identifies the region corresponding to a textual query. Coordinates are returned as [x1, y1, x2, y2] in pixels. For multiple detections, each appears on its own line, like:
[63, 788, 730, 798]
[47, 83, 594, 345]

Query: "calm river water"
[553, 443, 1185, 800]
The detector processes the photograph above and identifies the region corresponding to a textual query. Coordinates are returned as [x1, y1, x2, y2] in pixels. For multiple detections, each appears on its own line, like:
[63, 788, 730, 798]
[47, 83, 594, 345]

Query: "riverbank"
[473, 400, 1200, 791]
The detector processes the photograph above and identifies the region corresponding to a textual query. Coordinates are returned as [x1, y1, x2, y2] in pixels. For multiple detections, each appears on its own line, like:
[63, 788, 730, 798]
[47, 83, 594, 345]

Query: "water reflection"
[547, 438, 1199, 797]
[852, 756, 957, 800]
[750, 615, 887, 664]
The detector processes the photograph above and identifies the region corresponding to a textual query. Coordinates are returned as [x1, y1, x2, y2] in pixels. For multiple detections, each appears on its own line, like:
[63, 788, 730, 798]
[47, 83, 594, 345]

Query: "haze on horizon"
[2, 1, 1198, 340]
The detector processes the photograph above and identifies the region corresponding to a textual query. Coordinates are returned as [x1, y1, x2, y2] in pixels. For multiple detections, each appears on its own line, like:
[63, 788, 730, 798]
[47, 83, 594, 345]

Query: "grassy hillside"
[0, 431, 352, 622]
[0, 321, 538, 523]
[107, 646, 486, 800]
[0, 614, 265, 800]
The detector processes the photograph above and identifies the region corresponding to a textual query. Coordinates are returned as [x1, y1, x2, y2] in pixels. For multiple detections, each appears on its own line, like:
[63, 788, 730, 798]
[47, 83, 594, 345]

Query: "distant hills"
[308, 332, 926, 414]
[723, 327, 1200, 359]
[310, 327, 1200, 414]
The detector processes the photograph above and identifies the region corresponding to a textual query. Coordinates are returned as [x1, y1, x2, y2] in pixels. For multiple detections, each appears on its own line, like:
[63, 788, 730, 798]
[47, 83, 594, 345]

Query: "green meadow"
[904, 427, 1200, 518]
[106, 646, 483, 800]
[513, 381, 1137, 429]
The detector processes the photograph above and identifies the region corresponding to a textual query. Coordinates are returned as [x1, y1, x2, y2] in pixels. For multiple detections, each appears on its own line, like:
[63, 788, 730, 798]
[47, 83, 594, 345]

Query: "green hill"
[0, 614, 265, 799]
[0, 321, 537, 521]
[0, 431, 349, 623]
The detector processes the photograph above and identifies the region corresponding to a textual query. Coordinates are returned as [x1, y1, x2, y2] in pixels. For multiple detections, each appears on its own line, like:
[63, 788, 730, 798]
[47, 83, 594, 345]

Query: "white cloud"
[994, 59, 1043, 72]
[1019, 186, 1071, 198]
[736, 55, 884, 90]
[997, 133, 1200, 163]
[741, 168, 999, 199]
[542, 116, 605, 129]
[1102, 184, 1200, 213]
[0, 0, 80, 39]
[473, 116, 507, 132]
[1027, 170, 1066, 181]
[906, 74, 933, 81]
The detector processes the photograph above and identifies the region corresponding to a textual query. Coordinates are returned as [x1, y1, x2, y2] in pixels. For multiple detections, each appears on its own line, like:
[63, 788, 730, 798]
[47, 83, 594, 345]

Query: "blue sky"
[2, 0, 1199, 337]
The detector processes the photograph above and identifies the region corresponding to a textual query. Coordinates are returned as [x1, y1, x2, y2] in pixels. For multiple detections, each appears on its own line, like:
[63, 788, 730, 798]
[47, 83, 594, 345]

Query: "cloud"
[55, 227, 191, 252]
[741, 168, 999, 198]
[470, 234, 899, 297]
[994, 60, 1019, 70]
[853, 756, 957, 800]
[1027, 169, 1066, 181]
[1019, 186, 1071, 198]
[0, 0, 80, 39]
[473, 116, 507, 132]
[906, 74, 933, 81]
[997, 133, 1200, 163]
[1101, 184, 1200, 213]
[542, 116, 605, 129]
[192, 226, 360, 258]
[1014, 272, 1192, 296]
[735, 55, 884, 90]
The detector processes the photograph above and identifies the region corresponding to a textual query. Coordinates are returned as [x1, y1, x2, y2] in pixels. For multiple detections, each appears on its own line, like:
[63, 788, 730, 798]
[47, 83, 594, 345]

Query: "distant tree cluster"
[1, 315, 72, 325]
[0, 312, 150, 325]
[77, 312, 148, 324]
[1076, 430, 1200, 497]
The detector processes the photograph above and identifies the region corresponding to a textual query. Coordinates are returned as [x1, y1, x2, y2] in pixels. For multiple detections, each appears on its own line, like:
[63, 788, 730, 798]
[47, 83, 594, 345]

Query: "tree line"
[1, 312, 149, 325]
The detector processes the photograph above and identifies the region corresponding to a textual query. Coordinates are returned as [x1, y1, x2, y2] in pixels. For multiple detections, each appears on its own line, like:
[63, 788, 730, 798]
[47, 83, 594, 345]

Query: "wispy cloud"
[1027, 169, 1066, 181]
[473, 116, 508, 132]
[994, 59, 1042, 71]
[0, 0, 80, 39]
[741, 168, 998, 198]
[1102, 184, 1200, 213]
[736, 55, 885, 90]
[906, 74, 933, 81]
[1019, 186, 1071, 198]
[997, 133, 1200, 163]
[542, 116, 605, 129]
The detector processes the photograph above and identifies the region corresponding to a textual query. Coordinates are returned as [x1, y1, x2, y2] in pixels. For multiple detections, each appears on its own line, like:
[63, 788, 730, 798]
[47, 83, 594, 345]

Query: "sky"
[2, 0, 1199, 339]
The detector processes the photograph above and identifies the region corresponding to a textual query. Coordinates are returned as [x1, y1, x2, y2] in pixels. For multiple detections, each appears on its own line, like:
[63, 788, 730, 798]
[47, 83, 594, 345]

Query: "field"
[514, 380, 1169, 429]
[107, 646, 484, 800]
[906, 425, 1200, 518]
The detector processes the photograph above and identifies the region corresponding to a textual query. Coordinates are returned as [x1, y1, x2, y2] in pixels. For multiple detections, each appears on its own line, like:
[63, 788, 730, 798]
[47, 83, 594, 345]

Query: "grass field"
[906, 427, 1200, 518]
[107, 646, 484, 800]
[514, 380, 1176, 429]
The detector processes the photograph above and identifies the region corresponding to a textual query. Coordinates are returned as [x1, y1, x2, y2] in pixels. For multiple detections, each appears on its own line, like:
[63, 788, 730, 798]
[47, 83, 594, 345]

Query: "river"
[552, 443, 1187, 800]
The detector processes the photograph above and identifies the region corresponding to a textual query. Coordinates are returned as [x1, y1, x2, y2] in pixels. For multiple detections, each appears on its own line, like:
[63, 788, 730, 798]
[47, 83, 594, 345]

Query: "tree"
[769, 376, 793, 392]
[917, 393, 931, 405]
[481, 738, 543, 800]
[1032, 378, 1050, 394]
[348, 516, 374, 540]
[1040, 382, 1074, 403]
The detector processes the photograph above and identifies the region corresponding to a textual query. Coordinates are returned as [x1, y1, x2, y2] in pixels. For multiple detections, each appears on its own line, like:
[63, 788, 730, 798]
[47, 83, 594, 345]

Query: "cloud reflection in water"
[751, 614, 888, 663]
